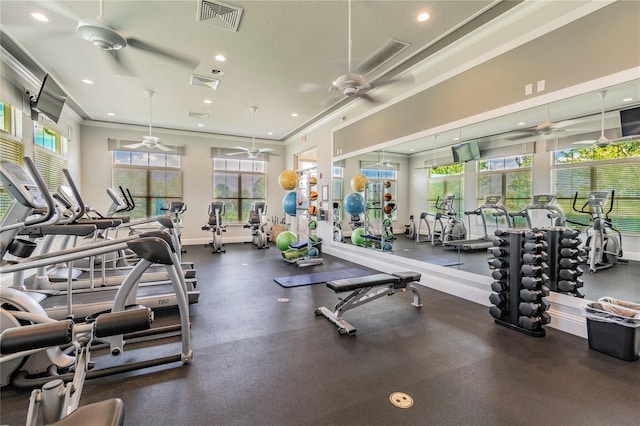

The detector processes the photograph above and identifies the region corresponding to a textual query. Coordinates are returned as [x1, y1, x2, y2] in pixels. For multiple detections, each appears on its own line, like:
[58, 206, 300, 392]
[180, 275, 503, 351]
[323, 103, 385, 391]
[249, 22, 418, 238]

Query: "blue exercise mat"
[424, 258, 462, 267]
[274, 268, 372, 288]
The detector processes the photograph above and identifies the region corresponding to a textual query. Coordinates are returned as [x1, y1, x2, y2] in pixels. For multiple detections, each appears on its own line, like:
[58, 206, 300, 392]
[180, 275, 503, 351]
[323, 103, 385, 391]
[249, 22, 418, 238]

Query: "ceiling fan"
[125, 91, 173, 152]
[572, 91, 615, 148]
[226, 107, 275, 159]
[375, 150, 394, 168]
[53, 0, 198, 73]
[507, 105, 571, 140]
[328, 0, 406, 103]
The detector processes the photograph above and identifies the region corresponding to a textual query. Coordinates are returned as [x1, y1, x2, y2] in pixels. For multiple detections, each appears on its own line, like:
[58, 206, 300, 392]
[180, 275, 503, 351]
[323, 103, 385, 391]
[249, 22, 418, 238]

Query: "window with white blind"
[0, 137, 24, 216]
[33, 122, 67, 192]
[552, 141, 640, 234]
[429, 163, 464, 215]
[112, 150, 183, 220]
[477, 154, 533, 226]
[212, 157, 266, 223]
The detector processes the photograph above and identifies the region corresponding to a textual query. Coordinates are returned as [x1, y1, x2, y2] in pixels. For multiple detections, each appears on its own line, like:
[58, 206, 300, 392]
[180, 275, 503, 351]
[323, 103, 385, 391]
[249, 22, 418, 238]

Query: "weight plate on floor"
[389, 392, 413, 409]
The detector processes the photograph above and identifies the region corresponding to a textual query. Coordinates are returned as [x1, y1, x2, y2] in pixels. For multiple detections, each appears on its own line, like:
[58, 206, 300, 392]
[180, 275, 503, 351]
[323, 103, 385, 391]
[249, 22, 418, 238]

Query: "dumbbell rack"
[545, 228, 584, 297]
[488, 229, 550, 337]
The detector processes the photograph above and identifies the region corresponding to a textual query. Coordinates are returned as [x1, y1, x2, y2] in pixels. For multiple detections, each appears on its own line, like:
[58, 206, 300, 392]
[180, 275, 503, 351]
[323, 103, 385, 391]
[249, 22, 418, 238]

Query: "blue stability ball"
[343, 192, 365, 216]
[283, 191, 297, 216]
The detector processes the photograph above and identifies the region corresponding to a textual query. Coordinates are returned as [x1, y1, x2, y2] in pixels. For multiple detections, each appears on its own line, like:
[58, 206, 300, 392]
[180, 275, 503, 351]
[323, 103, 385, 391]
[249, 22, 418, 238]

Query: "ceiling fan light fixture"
[77, 19, 127, 50]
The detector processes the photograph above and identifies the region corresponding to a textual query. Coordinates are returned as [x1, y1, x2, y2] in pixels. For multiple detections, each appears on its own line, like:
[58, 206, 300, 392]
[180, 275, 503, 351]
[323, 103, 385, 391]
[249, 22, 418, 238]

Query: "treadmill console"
[530, 194, 556, 209]
[0, 160, 47, 208]
[484, 195, 502, 206]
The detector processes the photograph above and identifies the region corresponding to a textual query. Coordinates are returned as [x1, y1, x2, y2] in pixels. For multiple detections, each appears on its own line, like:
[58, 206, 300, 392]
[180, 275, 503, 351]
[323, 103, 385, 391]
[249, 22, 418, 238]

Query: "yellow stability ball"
[351, 174, 368, 192]
[278, 170, 298, 190]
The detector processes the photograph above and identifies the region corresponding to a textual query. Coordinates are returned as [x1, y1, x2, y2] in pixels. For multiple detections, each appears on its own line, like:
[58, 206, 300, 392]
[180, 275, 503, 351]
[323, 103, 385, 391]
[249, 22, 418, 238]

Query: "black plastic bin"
[585, 298, 640, 361]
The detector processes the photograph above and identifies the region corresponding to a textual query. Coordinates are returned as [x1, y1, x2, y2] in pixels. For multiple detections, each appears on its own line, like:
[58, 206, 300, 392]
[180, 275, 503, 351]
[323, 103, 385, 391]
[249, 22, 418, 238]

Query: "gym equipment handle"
[1, 320, 73, 354]
[94, 308, 153, 338]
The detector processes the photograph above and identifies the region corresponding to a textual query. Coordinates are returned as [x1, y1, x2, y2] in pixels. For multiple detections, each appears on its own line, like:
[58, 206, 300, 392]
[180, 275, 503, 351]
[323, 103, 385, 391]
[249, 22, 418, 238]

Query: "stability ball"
[343, 192, 365, 215]
[350, 174, 368, 192]
[351, 228, 365, 246]
[308, 247, 319, 257]
[279, 170, 298, 190]
[283, 191, 297, 216]
[276, 231, 297, 251]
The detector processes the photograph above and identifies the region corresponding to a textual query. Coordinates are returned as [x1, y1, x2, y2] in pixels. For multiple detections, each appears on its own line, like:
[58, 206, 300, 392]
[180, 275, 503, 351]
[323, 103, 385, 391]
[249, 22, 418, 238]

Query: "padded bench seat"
[327, 271, 421, 292]
[316, 271, 423, 335]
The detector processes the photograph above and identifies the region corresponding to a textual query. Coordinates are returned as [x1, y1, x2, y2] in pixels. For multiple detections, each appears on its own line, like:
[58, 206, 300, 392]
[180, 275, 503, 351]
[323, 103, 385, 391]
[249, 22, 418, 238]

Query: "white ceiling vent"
[188, 112, 209, 120]
[358, 39, 410, 76]
[196, 0, 243, 32]
[190, 74, 220, 90]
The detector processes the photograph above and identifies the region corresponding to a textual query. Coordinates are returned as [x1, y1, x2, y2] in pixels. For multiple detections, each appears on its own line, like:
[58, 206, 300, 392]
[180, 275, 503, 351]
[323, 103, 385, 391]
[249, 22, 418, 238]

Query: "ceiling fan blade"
[371, 73, 414, 89]
[127, 38, 199, 69]
[109, 50, 136, 76]
[124, 142, 146, 149]
[571, 140, 597, 145]
[358, 93, 380, 104]
[226, 151, 246, 156]
[231, 146, 250, 152]
[258, 148, 274, 153]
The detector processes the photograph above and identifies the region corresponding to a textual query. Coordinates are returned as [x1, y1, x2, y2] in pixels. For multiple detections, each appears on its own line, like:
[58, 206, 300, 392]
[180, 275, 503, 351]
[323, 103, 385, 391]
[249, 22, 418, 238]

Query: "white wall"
[80, 122, 284, 244]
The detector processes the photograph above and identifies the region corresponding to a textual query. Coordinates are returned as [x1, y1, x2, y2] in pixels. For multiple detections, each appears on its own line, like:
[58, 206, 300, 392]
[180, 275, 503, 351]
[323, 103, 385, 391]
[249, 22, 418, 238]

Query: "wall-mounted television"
[620, 106, 640, 137]
[29, 74, 67, 124]
[451, 140, 480, 163]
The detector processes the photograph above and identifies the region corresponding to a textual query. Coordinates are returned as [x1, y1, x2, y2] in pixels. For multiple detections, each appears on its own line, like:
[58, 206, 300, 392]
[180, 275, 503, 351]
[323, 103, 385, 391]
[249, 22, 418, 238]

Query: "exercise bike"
[244, 201, 269, 249]
[430, 195, 467, 246]
[567, 191, 626, 273]
[404, 215, 416, 239]
[202, 201, 226, 253]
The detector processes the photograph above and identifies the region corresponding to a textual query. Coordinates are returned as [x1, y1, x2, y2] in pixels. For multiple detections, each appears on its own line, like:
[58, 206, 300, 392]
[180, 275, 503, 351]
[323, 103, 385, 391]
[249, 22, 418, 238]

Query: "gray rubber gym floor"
[2, 242, 639, 425]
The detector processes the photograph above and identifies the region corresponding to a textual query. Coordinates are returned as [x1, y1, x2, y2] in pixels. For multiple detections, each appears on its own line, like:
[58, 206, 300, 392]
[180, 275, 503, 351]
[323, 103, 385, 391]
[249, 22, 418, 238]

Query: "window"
[360, 161, 398, 221]
[213, 158, 266, 223]
[34, 122, 67, 192]
[332, 163, 344, 221]
[552, 141, 640, 234]
[1, 102, 11, 133]
[477, 155, 532, 226]
[429, 163, 464, 215]
[0, 138, 24, 216]
[112, 150, 182, 220]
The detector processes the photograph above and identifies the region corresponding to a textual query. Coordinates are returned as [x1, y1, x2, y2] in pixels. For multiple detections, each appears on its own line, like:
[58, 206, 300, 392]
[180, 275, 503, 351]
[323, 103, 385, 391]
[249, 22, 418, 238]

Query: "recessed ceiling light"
[268, 132, 273, 135]
[291, 113, 298, 117]
[623, 97, 633, 102]
[203, 99, 213, 104]
[518, 122, 526, 126]
[107, 112, 115, 116]
[453, 137, 460, 141]
[409, 148, 414, 152]
[31, 12, 48, 22]
[82, 79, 94, 85]
[417, 12, 430, 22]
[197, 123, 204, 127]
[215, 54, 226, 62]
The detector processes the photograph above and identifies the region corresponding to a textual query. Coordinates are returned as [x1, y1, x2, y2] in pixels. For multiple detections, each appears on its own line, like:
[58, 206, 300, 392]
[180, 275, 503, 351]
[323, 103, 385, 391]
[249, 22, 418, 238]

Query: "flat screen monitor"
[451, 140, 480, 163]
[620, 106, 640, 137]
[32, 74, 66, 124]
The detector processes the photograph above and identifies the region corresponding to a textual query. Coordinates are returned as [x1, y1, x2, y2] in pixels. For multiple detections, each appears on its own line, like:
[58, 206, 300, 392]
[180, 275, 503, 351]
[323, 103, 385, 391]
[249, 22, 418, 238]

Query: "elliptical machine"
[202, 201, 226, 253]
[431, 195, 467, 246]
[244, 201, 268, 249]
[162, 201, 187, 253]
[567, 191, 626, 273]
[404, 215, 416, 239]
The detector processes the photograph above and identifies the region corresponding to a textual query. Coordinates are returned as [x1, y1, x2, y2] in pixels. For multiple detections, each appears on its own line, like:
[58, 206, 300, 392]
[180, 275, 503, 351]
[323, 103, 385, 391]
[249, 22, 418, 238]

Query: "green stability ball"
[276, 231, 297, 251]
[351, 228, 365, 246]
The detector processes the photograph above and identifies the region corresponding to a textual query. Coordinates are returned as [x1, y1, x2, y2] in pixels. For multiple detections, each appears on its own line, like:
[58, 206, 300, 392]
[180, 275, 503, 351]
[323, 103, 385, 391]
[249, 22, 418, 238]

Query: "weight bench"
[314, 271, 423, 335]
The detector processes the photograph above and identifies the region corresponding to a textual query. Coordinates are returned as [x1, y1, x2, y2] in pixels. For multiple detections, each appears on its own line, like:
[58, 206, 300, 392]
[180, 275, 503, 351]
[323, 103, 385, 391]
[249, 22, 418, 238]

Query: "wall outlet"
[525, 83, 533, 96]
[537, 80, 545, 92]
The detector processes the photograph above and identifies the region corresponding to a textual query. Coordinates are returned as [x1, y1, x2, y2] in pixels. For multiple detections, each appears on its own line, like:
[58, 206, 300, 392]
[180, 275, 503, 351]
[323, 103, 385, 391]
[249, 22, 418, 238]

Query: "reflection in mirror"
[332, 80, 640, 305]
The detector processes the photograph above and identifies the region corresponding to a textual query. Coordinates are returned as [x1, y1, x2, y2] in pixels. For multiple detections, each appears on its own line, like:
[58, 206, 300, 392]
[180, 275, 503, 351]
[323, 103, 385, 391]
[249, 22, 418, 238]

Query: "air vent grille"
[196, 0, 243, 32]
[357, 39, 410, 76]
[190, 74, 220, 90]
[188, 112, 209, 120]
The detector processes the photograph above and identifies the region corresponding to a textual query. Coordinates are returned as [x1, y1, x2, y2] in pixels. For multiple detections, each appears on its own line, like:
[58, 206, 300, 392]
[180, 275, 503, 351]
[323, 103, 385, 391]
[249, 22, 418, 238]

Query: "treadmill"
[31, 169, 197, 293]
[0, 158, 199, 321]
[445, 195, 509, 251]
